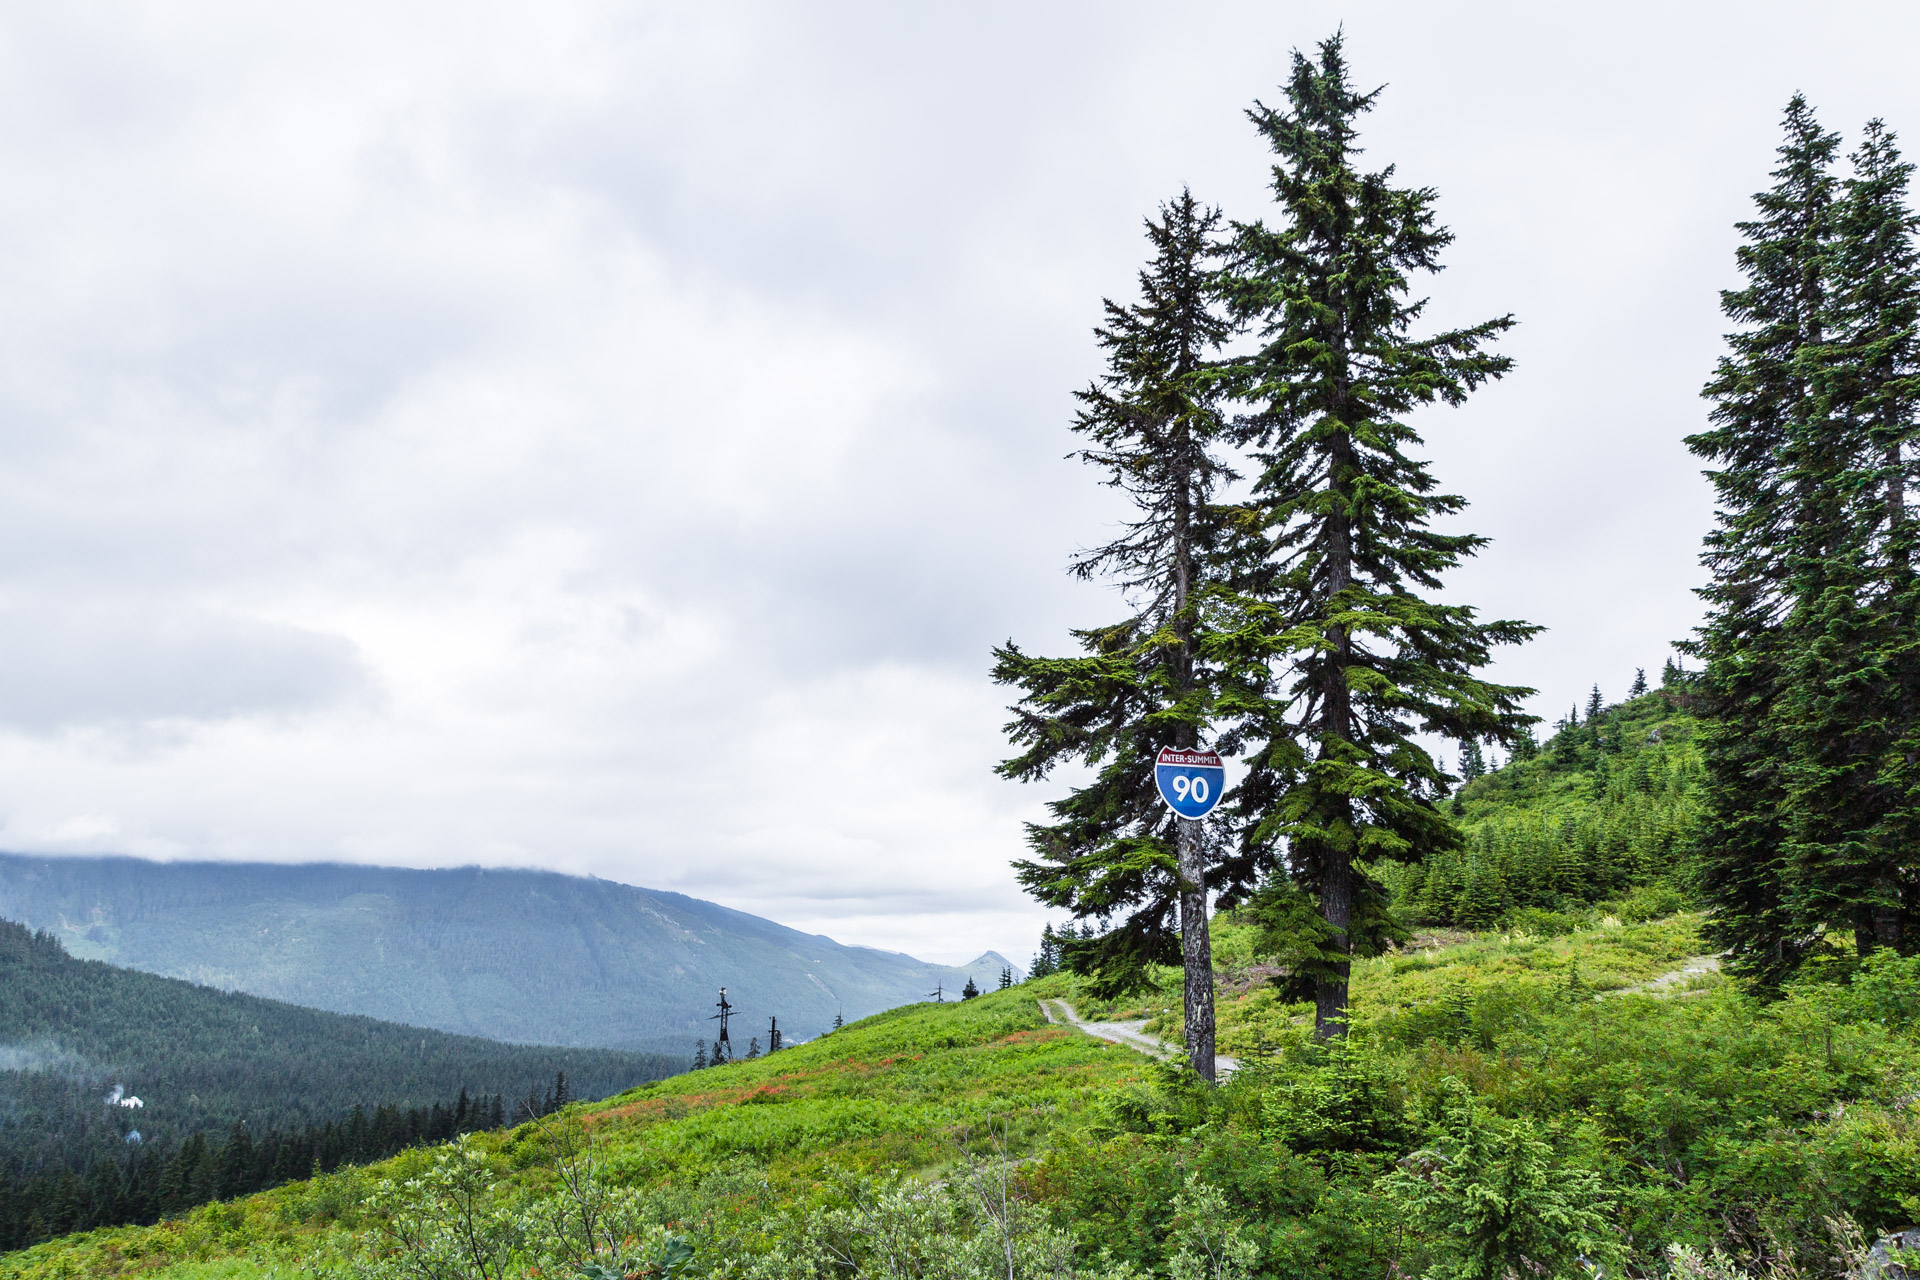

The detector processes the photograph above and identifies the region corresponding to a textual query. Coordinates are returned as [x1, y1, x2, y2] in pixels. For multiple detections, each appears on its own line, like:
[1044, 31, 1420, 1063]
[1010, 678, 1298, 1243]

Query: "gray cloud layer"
[0, 1, 1910, 961]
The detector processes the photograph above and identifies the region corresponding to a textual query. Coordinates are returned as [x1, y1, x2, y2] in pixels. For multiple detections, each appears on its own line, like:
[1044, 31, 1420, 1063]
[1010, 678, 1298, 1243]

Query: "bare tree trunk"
[1177, 815, 1216, 1082]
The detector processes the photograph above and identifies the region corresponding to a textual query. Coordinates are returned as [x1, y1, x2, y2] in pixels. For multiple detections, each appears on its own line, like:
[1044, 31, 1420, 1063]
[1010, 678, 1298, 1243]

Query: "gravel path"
[1038, 997, 1240, 1078]
[1609, 954, 1722, 996]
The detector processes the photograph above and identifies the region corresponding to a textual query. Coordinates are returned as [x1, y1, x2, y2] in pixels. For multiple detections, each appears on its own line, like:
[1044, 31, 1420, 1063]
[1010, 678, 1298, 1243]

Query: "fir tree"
[744, 1037, 760, 1061]
[692, 1040, 707, 1070]
[998, 966, 1013, 990]
[832, 1010, 843, 1031]
[1629, 668, 1648, 698]
[1781, 117, 1920, 956]
[1586, 685, 1604, 723]
[1219, 34, 1538, 1036]
[1687, 96, 1841, 984]
[1459, 740, 1487, 786]
[995, 191, 1242, 1079]
[1029, 925, 1060, 979]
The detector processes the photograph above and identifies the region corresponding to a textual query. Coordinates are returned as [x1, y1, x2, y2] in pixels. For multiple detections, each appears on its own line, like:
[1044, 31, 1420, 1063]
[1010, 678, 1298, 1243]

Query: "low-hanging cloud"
[0, 601, 369, 732]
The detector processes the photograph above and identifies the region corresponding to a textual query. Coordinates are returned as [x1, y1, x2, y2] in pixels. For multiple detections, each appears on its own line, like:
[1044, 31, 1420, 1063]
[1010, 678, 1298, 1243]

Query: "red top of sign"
[1155, 746, 1223, 769]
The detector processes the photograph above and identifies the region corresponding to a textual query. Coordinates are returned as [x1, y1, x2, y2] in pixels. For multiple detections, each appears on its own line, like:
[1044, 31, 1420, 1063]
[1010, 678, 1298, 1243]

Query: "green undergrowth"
[0, 980, 1139, 1280]
[9, 926, 1920, 1280]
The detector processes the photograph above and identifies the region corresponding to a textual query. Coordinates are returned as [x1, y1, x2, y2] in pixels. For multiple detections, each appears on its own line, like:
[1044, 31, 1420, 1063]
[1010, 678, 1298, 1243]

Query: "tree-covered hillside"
[1387, 678, 1702, 928]
[0, 858, 1019, 1050]
[0, 918, 678, 1185]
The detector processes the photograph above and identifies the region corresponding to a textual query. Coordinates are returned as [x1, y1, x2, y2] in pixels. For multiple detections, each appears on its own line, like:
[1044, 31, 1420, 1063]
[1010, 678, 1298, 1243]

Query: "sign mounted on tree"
[1154, 746, 1225, 820]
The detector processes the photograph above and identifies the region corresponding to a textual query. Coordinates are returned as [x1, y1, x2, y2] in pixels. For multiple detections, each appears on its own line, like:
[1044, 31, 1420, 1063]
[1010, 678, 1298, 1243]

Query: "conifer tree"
[1029, 925, 1060, 979]
[1781, 118, 1920, 955]
[1219, 35, 1538, 1036]
[1460, 740, 1487, 785]
[961, 976, 980, 1000]
[1629, 668, 1648, 698]
[995, 191, 1243, 1079]
[1688, 97, 1841, 983]
[1586, 685, 1604, 723]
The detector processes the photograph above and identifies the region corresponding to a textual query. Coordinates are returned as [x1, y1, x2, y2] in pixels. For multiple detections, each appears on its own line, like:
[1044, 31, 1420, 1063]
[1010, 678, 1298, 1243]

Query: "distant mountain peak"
[0, 852, 1015, 1048]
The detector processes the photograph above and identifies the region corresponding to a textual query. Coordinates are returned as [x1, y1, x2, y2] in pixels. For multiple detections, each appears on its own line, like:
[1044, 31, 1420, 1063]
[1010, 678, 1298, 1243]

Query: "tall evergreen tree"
[995, 192, 1243, 1080]
[1781, 118, 1920, 956]
[1585, 685, 1604, 723]
[1687, 97, 1841, 984]
[1219, 34, 1537, 1037]
[1629, 668, 1649, 698]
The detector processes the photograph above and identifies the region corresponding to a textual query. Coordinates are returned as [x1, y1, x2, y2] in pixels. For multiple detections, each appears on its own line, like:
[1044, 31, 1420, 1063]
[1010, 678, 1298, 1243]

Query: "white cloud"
[0, 0, 1913, 965]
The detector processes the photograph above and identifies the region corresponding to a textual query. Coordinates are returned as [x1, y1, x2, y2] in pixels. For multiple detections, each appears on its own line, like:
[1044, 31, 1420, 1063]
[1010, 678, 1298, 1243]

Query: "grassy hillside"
[0, 856, 1020, 1050]
[1386, 686, 1703, 928]
[7, 912, 1918, 1280]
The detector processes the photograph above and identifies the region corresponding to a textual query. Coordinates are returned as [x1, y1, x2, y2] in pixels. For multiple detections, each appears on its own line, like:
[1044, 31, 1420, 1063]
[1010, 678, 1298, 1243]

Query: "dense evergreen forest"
[0, 920, 677, 1247]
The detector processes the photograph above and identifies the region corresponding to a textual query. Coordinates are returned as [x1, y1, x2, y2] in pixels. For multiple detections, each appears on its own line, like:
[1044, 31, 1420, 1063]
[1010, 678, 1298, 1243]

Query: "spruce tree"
[1586, 685, 1604, 723]
[995, 191, 1243, 1080]
[961, 976, 979, 1000]
[1219, 34, 1538, 1037]
[1688, 97, 1841, 984]
[1629, 668, 1648, 698]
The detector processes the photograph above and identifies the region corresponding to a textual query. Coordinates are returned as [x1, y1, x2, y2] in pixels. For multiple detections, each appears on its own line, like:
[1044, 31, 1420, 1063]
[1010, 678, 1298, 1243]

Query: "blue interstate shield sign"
[1154, 746, 1226, 819]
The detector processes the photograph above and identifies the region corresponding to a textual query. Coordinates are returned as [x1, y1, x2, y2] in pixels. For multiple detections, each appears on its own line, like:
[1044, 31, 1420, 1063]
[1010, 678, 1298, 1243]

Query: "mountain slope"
[0, 918, 678, 1178]
[1387, 685, 1703, 926]
[6, 922, 1917, 1278]
[0, 856, 1021, 1050]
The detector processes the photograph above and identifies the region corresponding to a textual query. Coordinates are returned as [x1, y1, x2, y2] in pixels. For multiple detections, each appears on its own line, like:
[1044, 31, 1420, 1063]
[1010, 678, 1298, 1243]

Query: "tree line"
[1401, 673, 1703, 928]
[0, 1085, 530, 1250]
[1688, 96, 1920, 982]
[0, 918, 675, 1245]
[996, 37, 1920, 1072]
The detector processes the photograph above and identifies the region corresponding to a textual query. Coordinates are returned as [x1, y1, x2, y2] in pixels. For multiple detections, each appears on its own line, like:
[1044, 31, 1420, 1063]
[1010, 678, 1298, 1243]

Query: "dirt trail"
[1608, 954, 1722, 996]
[1038, 998, 1240, 1078]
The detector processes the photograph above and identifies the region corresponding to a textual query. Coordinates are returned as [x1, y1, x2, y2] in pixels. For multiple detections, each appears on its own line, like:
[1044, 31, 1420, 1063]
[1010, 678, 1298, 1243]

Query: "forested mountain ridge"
[0, 857, 1020, 1049]
[1389, 680, 1702, 927]
[0, 918, 677, 1179]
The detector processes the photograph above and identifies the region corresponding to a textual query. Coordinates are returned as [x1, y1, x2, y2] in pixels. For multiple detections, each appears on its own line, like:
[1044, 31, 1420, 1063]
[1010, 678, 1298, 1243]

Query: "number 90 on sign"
[1169, 774, 1210, 805]
[1154, 746, 1226, 820]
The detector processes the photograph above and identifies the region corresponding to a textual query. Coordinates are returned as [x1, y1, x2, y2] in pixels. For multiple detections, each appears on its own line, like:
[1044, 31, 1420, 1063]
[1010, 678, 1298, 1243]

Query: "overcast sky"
[0, 1, 1913, 966]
